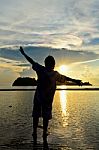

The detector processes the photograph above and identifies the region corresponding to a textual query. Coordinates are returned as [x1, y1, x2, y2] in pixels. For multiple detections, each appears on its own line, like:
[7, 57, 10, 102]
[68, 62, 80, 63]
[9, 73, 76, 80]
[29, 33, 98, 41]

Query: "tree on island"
[12, 77, 37, 86]
[12, 77, 92, 86]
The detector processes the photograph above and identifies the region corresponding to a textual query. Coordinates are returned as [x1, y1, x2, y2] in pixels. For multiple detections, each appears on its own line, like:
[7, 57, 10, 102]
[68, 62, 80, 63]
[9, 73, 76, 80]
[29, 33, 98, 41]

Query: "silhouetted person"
[19, 46, 82, 146]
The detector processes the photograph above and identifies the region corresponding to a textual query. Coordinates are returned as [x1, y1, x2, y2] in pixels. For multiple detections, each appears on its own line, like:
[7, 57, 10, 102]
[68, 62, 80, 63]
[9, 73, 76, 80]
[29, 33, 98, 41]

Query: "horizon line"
[0, 88, 99, 91]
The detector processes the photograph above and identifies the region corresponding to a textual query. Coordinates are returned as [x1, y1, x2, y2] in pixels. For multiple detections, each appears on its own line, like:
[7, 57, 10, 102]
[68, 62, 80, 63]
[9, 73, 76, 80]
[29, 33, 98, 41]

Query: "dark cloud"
[0, 47, 21, 60]
[0, 46, 99, 66]
[16, 63, 30, 67]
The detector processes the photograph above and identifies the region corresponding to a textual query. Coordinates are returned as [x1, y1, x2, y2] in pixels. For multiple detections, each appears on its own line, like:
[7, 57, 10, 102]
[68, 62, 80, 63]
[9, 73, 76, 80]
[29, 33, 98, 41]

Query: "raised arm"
[19, 46, 34, 64]
[56, 72, 82, 86]
[65, 76, 82, 86]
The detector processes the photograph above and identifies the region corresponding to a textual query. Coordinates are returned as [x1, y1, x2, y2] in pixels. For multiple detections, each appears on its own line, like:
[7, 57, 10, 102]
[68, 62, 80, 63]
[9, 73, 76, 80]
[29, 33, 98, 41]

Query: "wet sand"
[0, 142, 70, 150]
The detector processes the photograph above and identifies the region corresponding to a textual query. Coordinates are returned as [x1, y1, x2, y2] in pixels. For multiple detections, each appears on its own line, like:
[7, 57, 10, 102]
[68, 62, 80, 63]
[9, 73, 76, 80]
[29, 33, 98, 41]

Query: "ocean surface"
[0, 86, 99, 150]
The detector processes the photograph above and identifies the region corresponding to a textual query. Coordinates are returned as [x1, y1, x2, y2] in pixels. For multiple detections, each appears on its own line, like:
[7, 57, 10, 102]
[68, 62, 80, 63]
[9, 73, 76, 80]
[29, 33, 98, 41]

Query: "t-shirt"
[32, 62, 66, 105]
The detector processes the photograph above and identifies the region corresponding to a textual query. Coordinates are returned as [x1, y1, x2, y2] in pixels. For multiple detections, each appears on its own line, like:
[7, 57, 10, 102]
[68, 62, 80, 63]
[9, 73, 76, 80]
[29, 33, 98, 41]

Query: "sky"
[0, 0, 99, 86]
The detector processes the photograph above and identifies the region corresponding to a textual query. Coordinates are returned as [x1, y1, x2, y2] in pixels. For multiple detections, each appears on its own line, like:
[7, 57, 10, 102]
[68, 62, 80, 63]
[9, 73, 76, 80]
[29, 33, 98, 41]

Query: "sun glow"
[59, 65, 69, 74]
[59, 87, 69, 127]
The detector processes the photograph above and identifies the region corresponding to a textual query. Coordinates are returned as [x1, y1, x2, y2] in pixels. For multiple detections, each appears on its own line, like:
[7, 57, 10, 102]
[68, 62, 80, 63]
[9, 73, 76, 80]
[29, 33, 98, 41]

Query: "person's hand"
[19, 46, 25, 55]
[76, 80, 83, 86]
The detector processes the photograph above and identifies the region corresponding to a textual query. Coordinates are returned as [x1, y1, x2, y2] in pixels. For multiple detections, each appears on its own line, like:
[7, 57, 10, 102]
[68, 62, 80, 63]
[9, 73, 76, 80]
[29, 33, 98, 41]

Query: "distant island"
[12, 77, 92, 86]
[12, 77, 37, 86]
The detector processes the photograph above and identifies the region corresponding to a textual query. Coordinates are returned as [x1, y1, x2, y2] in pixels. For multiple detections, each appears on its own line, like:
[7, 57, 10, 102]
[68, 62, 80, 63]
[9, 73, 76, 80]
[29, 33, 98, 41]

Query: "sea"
[0, 85, 99, 150]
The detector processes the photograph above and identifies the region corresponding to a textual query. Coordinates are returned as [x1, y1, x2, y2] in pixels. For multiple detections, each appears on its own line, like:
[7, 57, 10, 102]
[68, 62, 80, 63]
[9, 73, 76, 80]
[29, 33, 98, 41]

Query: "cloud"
[0, 46, 99, 85]
[0, 47, 23, 61]
[0, 0, 99, 51]
[0, 0, 99, 85]
[68, 58, 99, 85]
[0, 55, 30, 74]
[19, 68, 35, 77]
[71, 58, 99, 65]
[0, 57, 20, 64]
[0, 67, 19, 86]
[0, 46, 99, 65]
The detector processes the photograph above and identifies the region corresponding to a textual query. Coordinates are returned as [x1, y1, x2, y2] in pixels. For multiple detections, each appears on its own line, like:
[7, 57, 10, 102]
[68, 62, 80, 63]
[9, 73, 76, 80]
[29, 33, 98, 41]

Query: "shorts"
[32, 103, 52, 120]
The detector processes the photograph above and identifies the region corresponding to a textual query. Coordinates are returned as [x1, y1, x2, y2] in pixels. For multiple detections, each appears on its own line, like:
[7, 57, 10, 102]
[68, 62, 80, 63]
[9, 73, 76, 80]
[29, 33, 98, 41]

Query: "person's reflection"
[59, 88, 69, 127]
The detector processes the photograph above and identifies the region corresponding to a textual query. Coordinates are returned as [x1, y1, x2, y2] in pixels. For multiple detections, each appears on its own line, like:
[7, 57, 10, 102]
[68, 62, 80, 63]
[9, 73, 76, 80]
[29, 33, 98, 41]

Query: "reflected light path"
[59, 86, 69, 127]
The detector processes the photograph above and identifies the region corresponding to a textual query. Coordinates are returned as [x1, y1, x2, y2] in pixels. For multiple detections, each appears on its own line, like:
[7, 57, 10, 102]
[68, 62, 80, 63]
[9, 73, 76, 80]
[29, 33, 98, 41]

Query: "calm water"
[0, 86, 99, 150]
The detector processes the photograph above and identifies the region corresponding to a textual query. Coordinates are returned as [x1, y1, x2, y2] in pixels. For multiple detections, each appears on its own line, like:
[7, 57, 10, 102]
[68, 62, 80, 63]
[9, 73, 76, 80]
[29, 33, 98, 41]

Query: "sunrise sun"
[59, 65, 69, 74]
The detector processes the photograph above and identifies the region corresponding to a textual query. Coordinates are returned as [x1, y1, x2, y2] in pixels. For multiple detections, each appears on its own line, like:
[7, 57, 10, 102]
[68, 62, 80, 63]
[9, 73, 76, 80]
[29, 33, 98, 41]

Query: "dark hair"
[44, 55, 55, 69]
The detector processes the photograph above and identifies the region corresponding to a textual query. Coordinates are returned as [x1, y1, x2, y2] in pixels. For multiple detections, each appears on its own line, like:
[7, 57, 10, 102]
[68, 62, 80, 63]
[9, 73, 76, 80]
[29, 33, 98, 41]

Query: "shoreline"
[0, 88, 99, 91]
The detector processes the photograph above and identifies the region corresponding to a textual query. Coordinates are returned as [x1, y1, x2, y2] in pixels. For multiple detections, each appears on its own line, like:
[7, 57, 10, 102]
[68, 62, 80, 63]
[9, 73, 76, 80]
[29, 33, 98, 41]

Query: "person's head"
[44, 55, 55, 70]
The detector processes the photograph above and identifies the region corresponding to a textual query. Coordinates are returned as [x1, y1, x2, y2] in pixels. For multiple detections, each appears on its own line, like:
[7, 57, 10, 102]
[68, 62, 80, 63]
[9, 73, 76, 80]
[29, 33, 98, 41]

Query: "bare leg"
[32, 117, 39, 144]
[43, 118, 49, 146]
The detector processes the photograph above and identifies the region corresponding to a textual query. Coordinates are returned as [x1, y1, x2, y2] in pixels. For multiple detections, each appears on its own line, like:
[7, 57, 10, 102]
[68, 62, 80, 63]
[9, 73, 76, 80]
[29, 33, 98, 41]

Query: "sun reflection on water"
[59, 86, 69, 127]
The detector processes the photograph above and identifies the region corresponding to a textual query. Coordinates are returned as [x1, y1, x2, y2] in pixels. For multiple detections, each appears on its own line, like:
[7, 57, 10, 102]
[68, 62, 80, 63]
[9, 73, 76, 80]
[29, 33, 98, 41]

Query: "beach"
[0, 86, 99, 150]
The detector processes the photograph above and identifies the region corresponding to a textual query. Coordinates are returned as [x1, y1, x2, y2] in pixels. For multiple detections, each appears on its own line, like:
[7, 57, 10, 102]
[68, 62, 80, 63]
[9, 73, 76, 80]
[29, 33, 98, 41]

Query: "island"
[12, 77, 92, 86]
[12, 77, 37, 86]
